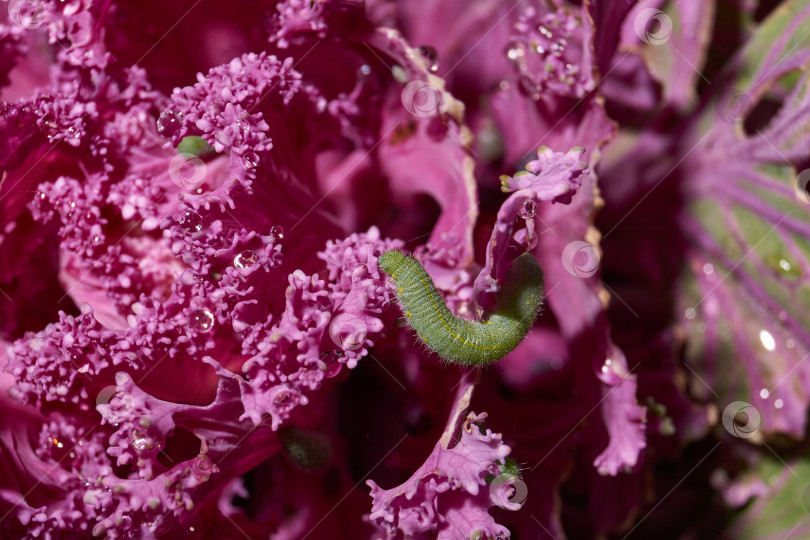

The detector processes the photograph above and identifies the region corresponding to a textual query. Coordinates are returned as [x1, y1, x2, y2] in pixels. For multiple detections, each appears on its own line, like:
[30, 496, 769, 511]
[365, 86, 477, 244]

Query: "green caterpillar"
[378, 251, 543, 365]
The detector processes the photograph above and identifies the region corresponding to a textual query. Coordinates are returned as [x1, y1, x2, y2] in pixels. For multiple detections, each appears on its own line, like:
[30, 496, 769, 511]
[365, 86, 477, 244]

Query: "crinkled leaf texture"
[679, 0, 810, 439]
[366, 379, 514, 539]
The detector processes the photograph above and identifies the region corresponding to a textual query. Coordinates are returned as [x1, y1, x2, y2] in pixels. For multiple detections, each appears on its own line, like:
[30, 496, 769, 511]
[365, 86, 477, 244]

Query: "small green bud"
[176, 136, 216, 158]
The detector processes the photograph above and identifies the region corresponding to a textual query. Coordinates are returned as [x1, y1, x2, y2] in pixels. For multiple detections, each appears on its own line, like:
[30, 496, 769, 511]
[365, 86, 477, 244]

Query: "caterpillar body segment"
[378, 251, 544, 365]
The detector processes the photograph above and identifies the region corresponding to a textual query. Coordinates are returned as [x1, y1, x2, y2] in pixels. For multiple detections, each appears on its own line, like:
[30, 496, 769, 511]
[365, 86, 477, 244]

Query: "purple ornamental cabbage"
[1, 0, 810, 538]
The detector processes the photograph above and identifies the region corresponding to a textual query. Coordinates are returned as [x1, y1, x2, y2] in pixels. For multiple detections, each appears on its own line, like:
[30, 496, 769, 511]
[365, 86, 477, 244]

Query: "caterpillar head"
[378, 250, 407, 276]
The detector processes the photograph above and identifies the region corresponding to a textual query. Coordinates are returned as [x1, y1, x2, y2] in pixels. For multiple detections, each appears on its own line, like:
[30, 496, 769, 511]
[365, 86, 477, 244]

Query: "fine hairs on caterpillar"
[378, 251, 544, 365]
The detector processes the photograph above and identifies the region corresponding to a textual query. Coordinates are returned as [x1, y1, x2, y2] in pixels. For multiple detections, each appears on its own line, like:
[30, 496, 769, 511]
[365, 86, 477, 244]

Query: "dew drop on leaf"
[243, 152, 259, 169]
[269, 225, 284, 242]
[188, 309, 214, 333]
[157, 110, 183, 138]
[234, 250, 258, 269]
[180, 211, 203, 233]
[417, 45, 439, 72]
[519, 199, 537, 219]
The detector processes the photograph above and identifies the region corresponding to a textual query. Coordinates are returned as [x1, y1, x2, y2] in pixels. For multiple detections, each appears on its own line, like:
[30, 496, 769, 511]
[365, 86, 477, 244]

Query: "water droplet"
[269, 225, 284, 242]
[157, 110, 184, 139]
[760, 388, 770, 399]
[198, 455, 213, 471]
[759, 329, 776, 352]
[417, 45, 439, 72]
[684, 307, 696, 320]
[321, 350, 344, 377]
[551, 39, 566, 55]
[180, 211, 203, 233]
[188, 309, 215, 333]
[539, 26, 553, 38]
[779, 259, 792, 272]
[357, 64, 371, 80]
[243, 152, 259, 169]
[506, 46, 523, 63]
[518, 199, 537, 219]
[44, 121, 59, 140]
[325, 360, 342, 378]
[775, 399, 784, 409]
[234, 250, 258, 269]
[703, 263, 714, 275]
[132, 431, 154, 452]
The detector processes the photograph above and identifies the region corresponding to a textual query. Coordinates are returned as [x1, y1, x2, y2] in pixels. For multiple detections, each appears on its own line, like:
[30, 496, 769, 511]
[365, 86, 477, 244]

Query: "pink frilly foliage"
[2, 0, 810, 539]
